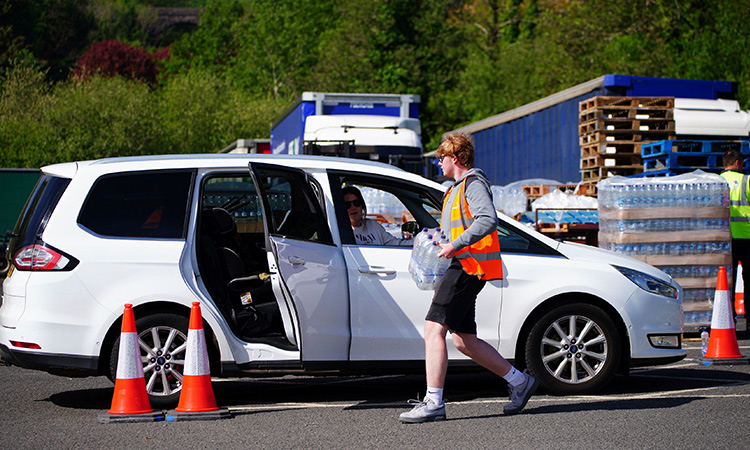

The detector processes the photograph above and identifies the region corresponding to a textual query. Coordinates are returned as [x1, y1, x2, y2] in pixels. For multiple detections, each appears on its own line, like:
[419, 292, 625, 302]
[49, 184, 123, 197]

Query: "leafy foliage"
[1, 0, 750, 168]
[72, 39, 159, 83]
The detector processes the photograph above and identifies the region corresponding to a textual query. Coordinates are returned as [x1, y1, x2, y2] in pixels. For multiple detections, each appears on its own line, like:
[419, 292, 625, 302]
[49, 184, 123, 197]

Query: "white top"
[352, 218, 413, 246]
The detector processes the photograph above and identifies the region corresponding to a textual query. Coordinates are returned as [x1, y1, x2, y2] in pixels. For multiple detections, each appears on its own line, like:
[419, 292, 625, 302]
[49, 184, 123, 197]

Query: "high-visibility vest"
[721, 170, 750, 239]
[442, 176, 503, 280]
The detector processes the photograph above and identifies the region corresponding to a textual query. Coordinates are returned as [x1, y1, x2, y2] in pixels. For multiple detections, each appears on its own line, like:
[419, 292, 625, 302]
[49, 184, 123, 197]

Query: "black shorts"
[425, 259, 486, 334]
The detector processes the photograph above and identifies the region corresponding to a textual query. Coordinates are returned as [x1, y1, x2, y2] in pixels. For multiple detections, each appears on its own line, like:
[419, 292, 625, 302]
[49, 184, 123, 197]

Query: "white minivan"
[0, 154, 685, 407]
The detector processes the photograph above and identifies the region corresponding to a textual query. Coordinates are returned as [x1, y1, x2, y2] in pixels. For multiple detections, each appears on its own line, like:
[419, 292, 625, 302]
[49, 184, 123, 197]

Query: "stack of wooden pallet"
[522, 183, 597, 202]
[578, 96, 676, 190]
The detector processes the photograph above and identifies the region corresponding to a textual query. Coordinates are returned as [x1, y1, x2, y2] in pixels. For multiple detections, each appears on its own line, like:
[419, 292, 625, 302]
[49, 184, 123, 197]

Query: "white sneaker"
[399, 397, 446, 423]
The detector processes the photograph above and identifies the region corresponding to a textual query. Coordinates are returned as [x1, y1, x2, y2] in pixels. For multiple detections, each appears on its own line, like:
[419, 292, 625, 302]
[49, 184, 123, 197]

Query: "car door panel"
[249, 162, 350, 363]
[271, 236, 349, 361]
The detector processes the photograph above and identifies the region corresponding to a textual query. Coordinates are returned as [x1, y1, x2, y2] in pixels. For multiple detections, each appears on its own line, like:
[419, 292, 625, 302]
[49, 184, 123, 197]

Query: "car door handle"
[289, 256, 305, 266]
[358, 265, 397, 275]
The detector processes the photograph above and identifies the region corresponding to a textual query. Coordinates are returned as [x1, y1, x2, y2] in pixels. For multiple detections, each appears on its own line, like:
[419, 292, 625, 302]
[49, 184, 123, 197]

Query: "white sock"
[503, 367, 526, 387]
[426, 387, 444, 405]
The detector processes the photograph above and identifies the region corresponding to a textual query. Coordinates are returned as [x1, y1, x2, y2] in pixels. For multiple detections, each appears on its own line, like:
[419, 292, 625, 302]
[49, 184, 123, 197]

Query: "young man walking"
[400, 133, 538, 423]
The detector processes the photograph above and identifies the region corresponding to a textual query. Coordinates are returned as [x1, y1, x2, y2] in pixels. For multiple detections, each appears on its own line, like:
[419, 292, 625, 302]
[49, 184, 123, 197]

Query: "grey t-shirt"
[353, 218, 413, 246]
[440, 168, 498, 253]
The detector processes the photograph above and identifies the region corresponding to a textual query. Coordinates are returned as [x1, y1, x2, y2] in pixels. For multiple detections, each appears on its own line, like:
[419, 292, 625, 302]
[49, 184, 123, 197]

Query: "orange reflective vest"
[442, 177, 503, 280]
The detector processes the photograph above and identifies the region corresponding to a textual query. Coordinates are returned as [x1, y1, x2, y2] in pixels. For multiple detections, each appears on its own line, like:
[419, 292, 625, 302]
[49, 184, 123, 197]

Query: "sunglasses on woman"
[345, 199, 363, 209]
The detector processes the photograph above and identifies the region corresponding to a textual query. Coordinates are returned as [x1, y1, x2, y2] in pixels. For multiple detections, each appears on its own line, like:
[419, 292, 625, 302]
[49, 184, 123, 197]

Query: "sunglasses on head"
[345, 199, 363, 209]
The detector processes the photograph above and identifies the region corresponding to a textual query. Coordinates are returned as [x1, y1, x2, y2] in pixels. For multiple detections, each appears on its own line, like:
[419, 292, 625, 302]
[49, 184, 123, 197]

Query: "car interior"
[197, 176, 294, 349]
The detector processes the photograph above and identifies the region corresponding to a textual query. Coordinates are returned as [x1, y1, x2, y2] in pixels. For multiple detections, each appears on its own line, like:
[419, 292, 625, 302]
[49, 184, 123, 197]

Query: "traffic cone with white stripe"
[167, 302, 232, 421]
[735, 263, 747, 332]
[700, 267, 750, 365]
[98, 304, 163, 423]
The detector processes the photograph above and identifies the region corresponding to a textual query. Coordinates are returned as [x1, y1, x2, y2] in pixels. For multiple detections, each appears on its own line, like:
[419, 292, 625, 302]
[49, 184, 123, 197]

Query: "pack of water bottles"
[408, 228, 452, 290]
[597, 170, 731, 329]
[597, 170, 729, 210]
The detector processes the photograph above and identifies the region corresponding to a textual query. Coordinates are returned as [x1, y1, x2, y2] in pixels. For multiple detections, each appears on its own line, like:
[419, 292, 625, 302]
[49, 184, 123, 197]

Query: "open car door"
[248, 162, 350, 364]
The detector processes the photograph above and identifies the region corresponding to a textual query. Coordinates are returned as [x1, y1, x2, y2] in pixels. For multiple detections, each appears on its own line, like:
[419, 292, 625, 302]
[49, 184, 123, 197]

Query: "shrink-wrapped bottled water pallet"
[597, 172, 731, 331]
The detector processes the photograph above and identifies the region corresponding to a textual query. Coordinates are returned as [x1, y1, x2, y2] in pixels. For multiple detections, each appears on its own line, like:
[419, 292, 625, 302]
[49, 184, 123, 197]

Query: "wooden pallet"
[579, 96, 675, 112]
[581, 165, 643, 182]
[578, 181, 599, 197]
[580, 131, 677, 146]
[580, 152, 642, 169]
[580, 141, 642, 157]
[522, 183, 594, 199]
[579, 106, 674, 123]
[579, 118, 675, 135]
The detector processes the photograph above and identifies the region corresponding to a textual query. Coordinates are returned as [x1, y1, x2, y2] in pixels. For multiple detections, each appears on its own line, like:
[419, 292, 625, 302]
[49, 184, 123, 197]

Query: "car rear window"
[8, 175, 71, 256]
[78, 170, 194, 239]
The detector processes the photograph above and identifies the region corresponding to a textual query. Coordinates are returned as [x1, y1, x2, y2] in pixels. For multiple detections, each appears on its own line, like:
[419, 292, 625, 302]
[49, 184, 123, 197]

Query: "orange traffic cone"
[98, 304, 163, 423]
[167, 302, 232, 421]
[701, 267, 750, 365]
[735, 263, 746, 332]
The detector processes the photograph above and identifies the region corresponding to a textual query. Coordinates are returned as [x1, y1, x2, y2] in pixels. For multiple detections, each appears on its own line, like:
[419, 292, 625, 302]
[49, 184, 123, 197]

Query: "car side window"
[78, 170, 193, 239]
[256, 173, 332, 244]
[358, 186, 410, 232]
[330, 172, 442, 245]
[495, 221, 559, 255]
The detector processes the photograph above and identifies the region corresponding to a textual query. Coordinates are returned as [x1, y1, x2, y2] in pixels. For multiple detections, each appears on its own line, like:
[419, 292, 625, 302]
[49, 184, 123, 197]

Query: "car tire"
[109, 312, 189, 409]
[524, 303, 621, 395]
[0, 254, 9, 277]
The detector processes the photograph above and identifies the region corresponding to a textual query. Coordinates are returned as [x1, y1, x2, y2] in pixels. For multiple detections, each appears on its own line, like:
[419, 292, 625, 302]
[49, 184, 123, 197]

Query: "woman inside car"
[343, 185, 413, 246]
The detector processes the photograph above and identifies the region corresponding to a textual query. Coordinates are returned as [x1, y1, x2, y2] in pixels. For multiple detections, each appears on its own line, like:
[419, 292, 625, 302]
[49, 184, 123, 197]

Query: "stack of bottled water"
[409, 228, 451, 290]
[360, 187, 404, 219]
[597, 170, 731, 329]
[597, 170, 729, 210]
[490, 185, 528, 216]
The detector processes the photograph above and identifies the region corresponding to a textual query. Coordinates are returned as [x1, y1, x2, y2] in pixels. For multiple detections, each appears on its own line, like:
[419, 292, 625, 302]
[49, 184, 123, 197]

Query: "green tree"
[224, 0, 333, 99]
[157, 69, 287, 153]
[312, 0, 469, 147]
[0, 57, 52, 167]
[161, 0, 244, 78]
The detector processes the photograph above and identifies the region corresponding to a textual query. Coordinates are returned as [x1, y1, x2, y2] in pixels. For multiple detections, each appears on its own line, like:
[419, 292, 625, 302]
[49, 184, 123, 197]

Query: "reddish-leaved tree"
[73, 40, 160, 84]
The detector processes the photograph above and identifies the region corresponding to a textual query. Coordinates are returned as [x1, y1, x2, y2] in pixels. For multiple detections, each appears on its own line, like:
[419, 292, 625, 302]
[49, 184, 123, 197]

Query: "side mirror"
[401, 221, 420, 239]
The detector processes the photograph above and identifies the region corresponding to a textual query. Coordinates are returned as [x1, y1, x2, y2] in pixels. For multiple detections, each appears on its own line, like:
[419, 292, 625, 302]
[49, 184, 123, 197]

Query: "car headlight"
[613, 265, 678, 299]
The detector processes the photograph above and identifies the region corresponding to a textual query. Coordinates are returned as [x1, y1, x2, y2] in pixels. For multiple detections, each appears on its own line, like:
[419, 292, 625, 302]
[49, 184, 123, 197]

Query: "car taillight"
[13, 245, 71, 270]
[10, 341, 42, 349]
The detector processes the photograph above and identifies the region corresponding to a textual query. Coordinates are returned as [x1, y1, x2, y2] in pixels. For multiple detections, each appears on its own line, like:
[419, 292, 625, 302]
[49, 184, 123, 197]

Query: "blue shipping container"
[451, 74, 738, 185]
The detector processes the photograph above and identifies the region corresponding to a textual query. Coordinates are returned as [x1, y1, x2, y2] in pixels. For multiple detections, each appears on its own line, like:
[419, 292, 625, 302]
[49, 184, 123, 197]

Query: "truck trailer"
[270, 92, 427, 174]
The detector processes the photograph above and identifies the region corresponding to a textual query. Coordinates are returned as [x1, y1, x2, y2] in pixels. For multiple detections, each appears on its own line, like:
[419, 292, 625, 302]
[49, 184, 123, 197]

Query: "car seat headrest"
[202, 208, 237, 236]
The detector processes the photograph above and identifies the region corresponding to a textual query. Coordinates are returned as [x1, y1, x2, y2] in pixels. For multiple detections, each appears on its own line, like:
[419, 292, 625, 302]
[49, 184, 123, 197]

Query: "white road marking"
[227, 370, 750, 413]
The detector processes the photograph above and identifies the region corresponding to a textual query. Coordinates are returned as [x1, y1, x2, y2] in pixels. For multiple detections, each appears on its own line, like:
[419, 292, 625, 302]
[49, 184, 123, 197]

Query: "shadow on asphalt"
[43, 361, 749, 411]
[43, 387, 112, 410]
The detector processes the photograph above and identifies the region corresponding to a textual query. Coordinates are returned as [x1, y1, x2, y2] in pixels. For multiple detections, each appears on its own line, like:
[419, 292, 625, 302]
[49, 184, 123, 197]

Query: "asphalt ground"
[2, 335, 750, 449]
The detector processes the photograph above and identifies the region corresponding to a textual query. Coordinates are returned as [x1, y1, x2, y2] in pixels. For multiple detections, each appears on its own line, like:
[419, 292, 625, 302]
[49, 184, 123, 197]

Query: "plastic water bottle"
[432, 241, 451, 287]
[701, 328, 709, 356]
[416, 242, 435, 290]
[408, 228, 429, 276]
[411, 234, 433, 284]
[415, 239, 434, 290]
[417, 240, 450, 290]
